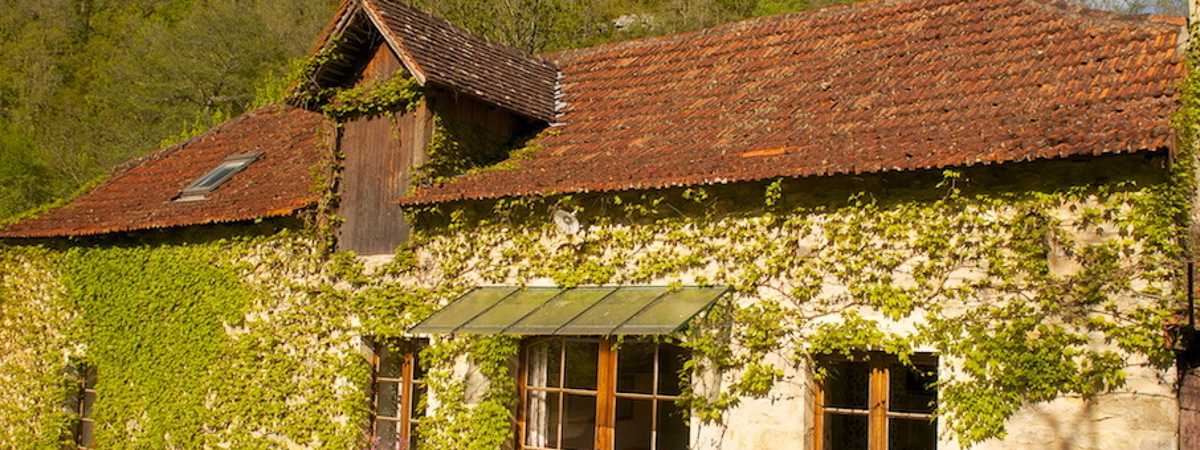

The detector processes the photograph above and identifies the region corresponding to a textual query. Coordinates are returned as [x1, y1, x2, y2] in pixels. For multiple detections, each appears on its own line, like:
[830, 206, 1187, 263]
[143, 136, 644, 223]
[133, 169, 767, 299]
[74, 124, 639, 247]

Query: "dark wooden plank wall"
[337, 44, 434, 255]
[337, 44, 536, 255]
[426, 88, 523, 145]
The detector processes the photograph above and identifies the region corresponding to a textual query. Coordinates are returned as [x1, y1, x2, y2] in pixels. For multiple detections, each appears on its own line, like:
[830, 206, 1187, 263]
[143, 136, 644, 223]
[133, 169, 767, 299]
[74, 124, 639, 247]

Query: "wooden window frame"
[516, 337, 687, 450]
[369, 339, 426, 450]
[74, 364, 97, 450]
[812, 354, 937, 450]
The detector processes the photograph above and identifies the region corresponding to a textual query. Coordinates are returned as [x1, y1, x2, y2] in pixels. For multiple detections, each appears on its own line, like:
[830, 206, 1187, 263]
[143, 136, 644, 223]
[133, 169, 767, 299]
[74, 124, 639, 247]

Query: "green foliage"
[408, 0, 852, 54]
[400, 155, 1184, 446]
[0, 246, 75, 449]
[411, 115, 518, 189]
[419, 335, 521, 450]
[322, 75, 424, 120]
[0, 228, 418, 449]
[0, 0, 339, 222]
[0, 121, 56, 220]
[0, 4, 1191, 450]
[64, 242, 252, 447]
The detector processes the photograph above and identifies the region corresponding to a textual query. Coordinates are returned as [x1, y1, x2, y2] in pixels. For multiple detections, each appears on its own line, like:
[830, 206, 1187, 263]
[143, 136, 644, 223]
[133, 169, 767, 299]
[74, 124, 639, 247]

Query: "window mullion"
[869, 361, 889, 450]
[517, 344, 529, 450]
[400, 351, 414, 450]
[813, 376, 825, 450]
[558, 338, 567, 449]
[650, 343, 660, 450]
[595, 339, 616, 450]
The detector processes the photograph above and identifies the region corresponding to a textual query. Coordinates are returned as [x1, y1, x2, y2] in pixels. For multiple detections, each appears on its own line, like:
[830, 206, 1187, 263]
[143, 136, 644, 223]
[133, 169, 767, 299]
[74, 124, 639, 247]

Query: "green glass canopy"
[409, 286, 728, 336]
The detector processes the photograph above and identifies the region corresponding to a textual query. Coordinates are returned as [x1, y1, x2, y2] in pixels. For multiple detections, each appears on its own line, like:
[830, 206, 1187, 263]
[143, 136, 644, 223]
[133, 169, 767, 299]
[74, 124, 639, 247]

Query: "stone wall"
[0, 154, 1188, 449]
[398, 154, 1185, 449]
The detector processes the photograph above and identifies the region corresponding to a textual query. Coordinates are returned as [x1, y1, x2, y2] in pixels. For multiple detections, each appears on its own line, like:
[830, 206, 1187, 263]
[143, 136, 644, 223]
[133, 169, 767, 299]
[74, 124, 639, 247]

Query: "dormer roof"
[305, 0, 559, 122]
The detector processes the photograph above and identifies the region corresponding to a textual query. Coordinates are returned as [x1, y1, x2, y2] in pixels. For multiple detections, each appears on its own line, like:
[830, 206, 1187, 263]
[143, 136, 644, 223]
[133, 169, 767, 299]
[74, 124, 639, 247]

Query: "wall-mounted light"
[552, 209, 581, 235]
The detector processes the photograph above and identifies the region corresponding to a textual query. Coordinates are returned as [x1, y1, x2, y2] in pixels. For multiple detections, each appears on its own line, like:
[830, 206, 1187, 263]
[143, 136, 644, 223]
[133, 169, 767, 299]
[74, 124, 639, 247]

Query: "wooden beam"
[595, 339, 616, 450]
[869, 361, 889, 450]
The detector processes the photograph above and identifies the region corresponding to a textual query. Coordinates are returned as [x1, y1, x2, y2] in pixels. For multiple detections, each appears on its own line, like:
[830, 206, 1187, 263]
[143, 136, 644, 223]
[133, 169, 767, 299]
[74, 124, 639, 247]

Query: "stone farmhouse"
[0, 0, 1197, 449]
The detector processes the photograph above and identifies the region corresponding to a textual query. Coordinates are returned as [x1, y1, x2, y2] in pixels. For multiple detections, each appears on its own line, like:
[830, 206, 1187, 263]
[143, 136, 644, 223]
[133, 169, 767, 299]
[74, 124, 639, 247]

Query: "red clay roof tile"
[399, 0, 1186, 205]
[0, 106, 328, 238]
[362, 0, 560, 121]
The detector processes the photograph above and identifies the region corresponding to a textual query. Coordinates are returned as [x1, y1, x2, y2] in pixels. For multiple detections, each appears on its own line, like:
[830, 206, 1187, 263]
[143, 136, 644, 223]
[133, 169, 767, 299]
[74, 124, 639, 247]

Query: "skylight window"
[176, 153, 260, 202]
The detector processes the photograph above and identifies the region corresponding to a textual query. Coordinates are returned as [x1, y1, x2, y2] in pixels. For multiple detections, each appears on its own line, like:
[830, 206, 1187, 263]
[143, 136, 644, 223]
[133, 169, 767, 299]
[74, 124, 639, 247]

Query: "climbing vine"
[0, 23, 1195, 450]
[410, 115, 524, 189]
[394, 153, 1186, 447]
[322, 75, 423, 121]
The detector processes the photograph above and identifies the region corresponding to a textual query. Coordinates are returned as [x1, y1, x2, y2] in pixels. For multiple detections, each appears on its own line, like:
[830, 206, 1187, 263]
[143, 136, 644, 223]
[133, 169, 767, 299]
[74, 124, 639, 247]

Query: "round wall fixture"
[553, 209, 581, 235]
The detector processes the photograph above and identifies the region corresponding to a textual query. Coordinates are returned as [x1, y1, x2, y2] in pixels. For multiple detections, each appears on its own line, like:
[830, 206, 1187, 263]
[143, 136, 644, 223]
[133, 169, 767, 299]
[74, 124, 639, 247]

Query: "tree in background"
[0, 0, 338, 220]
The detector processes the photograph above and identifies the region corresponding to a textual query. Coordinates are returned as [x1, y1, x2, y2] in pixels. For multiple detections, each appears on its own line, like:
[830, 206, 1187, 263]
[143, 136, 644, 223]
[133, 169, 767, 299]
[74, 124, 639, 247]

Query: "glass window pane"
[509, 288, 615, 335]
[460, 288, 562, 333]
[527, 339, 562, 388]
[191, 162, 242, 189]
[377, 381, 400, 418]
[889, 418, 937, 450]
[79, 420, 95, 448]
[81, 391, 97, 418]
[525, 391, 560, 449]
[411, 382, 426, 420]
[375, 419, 398, 449]
[658, 344, 689, 396]
[559, 287, 663, 335]
[822, 360, 870, 410]
[379, 345, 403, 378]
[84, 366, 97, 388]
[412, 350, 426, 382]
[613, 398, 653, 450]
[410, 287, 517, 334]
[617, 341, 655, 394]
[889, 360, 937, 414]
[822, 414, 869, 450]
[613, 287, 726, 335]
[562, 395, 597, 450]
[656, 400, 689, 450]
[564, 340, 599, 390]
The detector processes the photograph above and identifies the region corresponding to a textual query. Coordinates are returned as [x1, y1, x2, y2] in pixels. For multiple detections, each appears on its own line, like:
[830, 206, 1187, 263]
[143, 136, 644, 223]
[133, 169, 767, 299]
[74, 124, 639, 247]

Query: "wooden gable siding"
[337, 41, 538, 254]
[337, 44, 432, 255]
[426, 87, 525, 159]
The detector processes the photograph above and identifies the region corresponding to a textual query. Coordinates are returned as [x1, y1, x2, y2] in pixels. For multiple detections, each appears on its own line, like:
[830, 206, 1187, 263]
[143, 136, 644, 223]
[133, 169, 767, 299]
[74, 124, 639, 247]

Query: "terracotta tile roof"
[400, 0, 1186, 205]
[0, 106, 328, 238]
[361, 0, 560, 121]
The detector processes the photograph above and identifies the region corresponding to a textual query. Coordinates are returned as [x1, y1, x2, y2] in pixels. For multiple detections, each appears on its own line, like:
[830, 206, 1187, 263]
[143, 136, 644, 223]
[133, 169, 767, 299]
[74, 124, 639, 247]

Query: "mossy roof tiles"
[399, 0, 1186, 205]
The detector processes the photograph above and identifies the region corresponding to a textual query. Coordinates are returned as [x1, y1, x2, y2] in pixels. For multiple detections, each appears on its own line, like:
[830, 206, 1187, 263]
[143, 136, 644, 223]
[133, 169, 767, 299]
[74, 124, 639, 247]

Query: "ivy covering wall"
[395, 154, 1188, 448]
[0, 225, 420, 449]
[0, 144, 1192, 450]
[0, 25, 1196, 450]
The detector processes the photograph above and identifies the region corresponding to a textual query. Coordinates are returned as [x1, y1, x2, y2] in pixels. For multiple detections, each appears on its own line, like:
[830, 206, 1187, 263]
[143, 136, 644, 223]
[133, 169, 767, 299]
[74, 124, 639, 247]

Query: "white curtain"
[527, 343, 552, 447]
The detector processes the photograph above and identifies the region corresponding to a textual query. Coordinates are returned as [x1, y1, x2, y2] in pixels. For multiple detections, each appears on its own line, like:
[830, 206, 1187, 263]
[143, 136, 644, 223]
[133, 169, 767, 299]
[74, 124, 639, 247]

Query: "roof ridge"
[543, 0, 1183, 63]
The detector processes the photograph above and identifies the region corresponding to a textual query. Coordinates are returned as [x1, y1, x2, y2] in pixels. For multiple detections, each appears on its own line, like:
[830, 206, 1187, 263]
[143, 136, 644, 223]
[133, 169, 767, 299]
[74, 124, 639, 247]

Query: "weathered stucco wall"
[0, 225, 391, 449]
[0, 154, 1188, 450]
[395, 154, 1186, 450]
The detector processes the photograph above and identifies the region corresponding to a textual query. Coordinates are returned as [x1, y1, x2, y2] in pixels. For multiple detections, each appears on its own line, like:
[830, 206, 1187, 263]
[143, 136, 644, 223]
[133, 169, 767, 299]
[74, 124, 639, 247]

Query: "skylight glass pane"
[556, 287, 665, 336]
[612, 287, 727, 335]
[458, 287, 563, 334]
[191, 162, 244, 189]
[180, 154, 260, 198]
[506, 287, 615, 335]
[409, 287, 517, 334]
